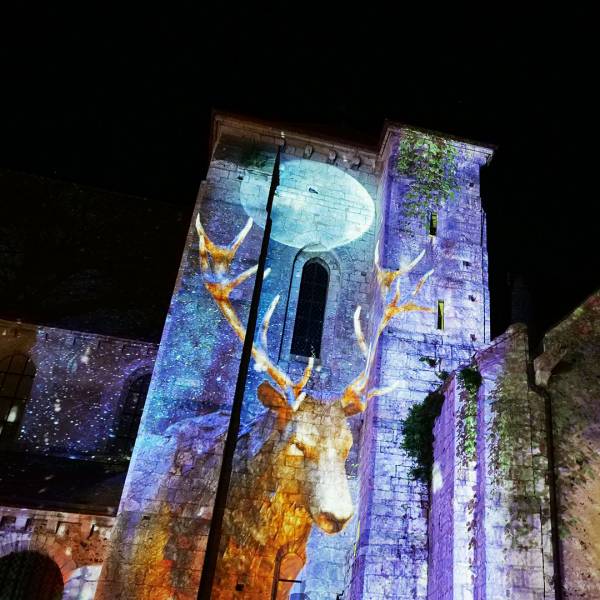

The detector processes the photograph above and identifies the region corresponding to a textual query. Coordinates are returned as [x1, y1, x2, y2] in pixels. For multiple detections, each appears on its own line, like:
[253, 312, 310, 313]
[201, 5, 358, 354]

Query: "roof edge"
[0, 318, 159, 348]
[209, 111, 496, 164]
[210, 111, 379, 158]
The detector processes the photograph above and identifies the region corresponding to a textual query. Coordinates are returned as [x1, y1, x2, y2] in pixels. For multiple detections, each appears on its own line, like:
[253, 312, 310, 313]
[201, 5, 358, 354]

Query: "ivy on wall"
[457, 366, 482, 465]
[401, 365, 482, 484]
[548, 349, 599, 539]
[487, 357, 544, 551]
[395, 130, 460, 222]
[400, 390, 444, 484]
[405, 344, 559, 557]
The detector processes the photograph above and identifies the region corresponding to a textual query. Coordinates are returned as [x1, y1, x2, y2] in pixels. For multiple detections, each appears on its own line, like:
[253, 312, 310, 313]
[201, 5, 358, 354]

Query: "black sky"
[1, 6, 596, 343]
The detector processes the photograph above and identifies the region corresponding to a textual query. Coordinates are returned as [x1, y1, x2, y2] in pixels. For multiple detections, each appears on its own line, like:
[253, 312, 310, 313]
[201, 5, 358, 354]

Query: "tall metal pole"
[197, 147, 280, 599]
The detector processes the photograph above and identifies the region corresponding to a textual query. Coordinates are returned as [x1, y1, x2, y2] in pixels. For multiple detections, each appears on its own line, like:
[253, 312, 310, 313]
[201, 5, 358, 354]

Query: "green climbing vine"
[418, 355, 449, 381]
[400, 389, 444, 484]
[395, 130, 460, 223]
[401, 363, 481, 484]
[457, 366, 482, 465]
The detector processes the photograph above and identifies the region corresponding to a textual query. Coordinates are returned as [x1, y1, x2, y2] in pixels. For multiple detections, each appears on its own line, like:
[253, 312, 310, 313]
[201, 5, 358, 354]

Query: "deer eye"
[290, 441, 305, 456]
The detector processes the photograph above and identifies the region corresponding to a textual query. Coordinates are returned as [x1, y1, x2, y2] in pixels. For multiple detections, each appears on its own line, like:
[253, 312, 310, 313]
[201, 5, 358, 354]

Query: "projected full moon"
[240, 157, 374, 250]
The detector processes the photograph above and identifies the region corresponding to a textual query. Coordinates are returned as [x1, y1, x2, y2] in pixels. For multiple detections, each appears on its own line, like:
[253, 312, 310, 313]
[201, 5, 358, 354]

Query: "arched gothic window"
[290, 260, 329, 359]
[0, 354, 35, 446]
[115, 373, 151, 455]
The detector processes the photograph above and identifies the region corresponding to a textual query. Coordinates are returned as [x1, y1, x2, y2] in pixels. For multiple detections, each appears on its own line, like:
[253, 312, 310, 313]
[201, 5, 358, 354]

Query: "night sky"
[1, 6, 596, 344]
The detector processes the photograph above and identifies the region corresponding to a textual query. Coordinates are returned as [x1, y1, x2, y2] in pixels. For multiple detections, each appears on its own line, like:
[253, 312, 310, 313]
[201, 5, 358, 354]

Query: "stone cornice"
[210, 111, 496, 169]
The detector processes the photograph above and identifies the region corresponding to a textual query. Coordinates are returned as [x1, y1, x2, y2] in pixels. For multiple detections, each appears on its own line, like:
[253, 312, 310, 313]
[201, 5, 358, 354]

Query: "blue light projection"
[241, 157, 375, 249]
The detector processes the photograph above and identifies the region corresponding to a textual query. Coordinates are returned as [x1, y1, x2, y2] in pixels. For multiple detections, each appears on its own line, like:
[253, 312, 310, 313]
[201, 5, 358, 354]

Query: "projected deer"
[195, 213, 433, 599]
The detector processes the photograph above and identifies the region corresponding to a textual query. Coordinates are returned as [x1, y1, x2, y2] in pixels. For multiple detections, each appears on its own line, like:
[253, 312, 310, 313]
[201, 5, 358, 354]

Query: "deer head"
[195, 213, 432, 534]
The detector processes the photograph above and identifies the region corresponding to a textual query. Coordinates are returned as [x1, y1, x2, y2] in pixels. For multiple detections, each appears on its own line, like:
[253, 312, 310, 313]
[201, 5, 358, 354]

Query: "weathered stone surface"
[10, 116, 572, 600]
[430, 325, 555, 599]
[535, 292, 600, 599]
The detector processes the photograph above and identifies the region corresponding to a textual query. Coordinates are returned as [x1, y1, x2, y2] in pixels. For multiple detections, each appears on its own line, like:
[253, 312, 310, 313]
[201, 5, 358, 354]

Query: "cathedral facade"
[96, 114, 493, 599]
[1, 115, 599, 599]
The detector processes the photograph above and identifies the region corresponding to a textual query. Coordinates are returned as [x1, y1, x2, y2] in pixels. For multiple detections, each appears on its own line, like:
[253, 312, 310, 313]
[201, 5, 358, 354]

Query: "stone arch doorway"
[271, 551, 305, 599]
[0, 550, 63, 600]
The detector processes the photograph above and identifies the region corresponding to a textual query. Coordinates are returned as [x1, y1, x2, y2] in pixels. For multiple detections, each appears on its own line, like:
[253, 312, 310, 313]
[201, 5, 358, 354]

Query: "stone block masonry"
[534, 291, 600, 598]
[6, 115, 600, 600]
[429, 325, 554, 599]
[0, 319, 157, 457]
[95, 133, 279, 599]
[95, 115, 495, 599]
[349, 129, 492, 600]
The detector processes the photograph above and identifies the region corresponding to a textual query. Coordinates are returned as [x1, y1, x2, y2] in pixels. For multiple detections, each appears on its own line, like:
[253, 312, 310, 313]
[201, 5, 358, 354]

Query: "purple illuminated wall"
[349, 131, 492, 599]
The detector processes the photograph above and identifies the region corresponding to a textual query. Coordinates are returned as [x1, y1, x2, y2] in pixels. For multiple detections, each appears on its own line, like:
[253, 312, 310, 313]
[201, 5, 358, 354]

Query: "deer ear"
[257, 381, 288, 411]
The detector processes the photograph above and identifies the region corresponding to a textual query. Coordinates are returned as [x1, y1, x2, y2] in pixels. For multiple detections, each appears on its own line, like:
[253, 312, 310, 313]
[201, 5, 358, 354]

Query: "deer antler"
[341, 241, 433, 415]
[196, 214, 314, 407]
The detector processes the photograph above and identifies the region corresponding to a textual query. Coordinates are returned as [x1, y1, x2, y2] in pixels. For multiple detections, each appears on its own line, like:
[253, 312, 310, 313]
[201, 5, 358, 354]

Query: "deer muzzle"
[310, 453, 354, 534]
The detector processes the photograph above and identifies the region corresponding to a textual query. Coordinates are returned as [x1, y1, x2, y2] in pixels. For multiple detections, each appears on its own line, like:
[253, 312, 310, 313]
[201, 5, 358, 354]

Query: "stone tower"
[349, 126, 492, 599]
[96, 115, 493, 600]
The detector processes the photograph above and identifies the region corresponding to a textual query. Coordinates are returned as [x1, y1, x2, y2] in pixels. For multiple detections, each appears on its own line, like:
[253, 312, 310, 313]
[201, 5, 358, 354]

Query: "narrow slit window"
[437, 300, 445, 330]
[115, 373, 151, 454]
[428, 212, 438, 236]
[290, 261, 329, 358]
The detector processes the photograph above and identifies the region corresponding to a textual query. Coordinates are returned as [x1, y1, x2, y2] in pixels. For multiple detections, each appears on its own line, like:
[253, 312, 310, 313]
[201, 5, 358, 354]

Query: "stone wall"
[95, 132, 277, 599]
[428, 376, 459, 600]
[95, 114, 405, 599]
[349, 128, 492, 599]
[534, 291, 600, 598]
[0, 319, 156, 457]
[258, 142, 379, 600]
[94, 116, 495, 599]
[430, 325, 554, 599]
[8, 116, 600, 600]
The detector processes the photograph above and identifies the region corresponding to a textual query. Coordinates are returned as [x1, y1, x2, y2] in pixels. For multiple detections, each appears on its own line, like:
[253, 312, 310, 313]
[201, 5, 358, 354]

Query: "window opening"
[437, 300, 445, 330]
[290, 261, 329, 358]
[271, 552, 304, 600]
[428, 212, 438, 236]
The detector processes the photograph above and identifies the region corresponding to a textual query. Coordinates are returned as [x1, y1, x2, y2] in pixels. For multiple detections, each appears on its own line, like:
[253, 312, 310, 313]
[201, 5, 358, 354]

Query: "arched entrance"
[0, 551, 63, 600]
[271, 551, 305, 599]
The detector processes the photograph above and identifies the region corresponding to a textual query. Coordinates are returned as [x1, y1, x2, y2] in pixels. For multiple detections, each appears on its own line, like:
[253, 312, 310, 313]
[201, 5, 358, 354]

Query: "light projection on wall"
[240, 157, 375, 250]
[194, 213, 433, 598]
[100, 150, 442, 600]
